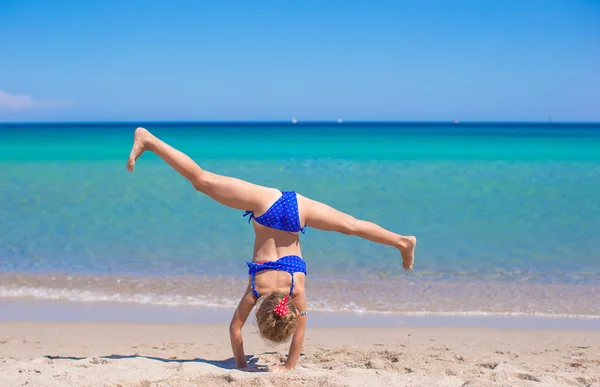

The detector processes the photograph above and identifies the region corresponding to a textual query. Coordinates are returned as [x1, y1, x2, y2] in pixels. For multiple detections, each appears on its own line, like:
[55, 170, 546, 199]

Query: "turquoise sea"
[1, 123, 599, 318]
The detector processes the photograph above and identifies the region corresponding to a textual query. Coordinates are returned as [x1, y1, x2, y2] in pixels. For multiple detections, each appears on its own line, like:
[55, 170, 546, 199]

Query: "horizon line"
[1, 120, 600, 126]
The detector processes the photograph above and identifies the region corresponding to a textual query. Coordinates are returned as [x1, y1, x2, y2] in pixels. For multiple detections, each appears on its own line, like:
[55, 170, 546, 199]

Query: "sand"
[1, 321, 599, 387]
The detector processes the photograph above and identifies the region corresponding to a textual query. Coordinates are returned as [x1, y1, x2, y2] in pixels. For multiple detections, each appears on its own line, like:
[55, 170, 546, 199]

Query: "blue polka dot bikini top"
[246, 256, 307, 298]
[243, 191, 307, 234]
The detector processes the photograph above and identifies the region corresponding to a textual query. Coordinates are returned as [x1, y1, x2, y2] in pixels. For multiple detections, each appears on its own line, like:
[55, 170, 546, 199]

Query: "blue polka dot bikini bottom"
[243, 191, 307, 234]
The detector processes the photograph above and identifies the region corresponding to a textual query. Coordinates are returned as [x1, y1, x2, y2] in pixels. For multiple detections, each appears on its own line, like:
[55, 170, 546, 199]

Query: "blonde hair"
[255, 291, 299, 343]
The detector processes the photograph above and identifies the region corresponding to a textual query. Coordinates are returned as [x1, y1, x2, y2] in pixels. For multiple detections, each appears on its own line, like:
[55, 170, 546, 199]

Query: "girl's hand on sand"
[267, 364, 290, 373]
[236, 365, 262, 372]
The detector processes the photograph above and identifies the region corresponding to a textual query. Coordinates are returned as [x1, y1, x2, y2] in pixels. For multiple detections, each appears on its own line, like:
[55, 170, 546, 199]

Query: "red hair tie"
[273, 295, 289, 317]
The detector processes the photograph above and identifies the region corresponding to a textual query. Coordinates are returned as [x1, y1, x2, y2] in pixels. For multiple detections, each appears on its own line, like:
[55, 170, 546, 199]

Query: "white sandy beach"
[1, 321, 598, 387]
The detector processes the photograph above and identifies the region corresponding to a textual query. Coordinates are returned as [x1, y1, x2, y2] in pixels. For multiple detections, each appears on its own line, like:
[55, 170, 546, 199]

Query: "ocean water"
[1, 123, 599, 319]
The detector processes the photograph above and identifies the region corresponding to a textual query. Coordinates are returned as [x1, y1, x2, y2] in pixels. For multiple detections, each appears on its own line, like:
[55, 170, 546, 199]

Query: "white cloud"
[0, 90, 73, 110]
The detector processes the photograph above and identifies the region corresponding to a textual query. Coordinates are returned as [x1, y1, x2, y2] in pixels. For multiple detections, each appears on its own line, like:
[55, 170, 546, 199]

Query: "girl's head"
[255, 291, 298, 343]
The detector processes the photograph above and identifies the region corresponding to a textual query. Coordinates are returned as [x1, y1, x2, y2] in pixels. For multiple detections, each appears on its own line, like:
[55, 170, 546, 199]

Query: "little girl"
[126, 127, 416, 373]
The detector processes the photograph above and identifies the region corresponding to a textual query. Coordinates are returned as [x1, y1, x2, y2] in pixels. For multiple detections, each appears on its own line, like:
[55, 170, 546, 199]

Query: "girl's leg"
[299, 195, 416, 270]
[126, 127, 279, 212]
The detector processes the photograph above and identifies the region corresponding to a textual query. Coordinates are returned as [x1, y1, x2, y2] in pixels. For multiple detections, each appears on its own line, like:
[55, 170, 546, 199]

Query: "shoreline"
[1, 320, 599, 386]
[2, 271, 599, 320]
[2, 299, 599, 331]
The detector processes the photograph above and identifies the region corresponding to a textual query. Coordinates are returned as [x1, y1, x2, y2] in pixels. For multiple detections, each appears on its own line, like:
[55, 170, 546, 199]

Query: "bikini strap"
[243, 211, 254, 223]
[251, 272, 260, 298]
[290, 191, 306, 234]
[289, 272, 295, 296]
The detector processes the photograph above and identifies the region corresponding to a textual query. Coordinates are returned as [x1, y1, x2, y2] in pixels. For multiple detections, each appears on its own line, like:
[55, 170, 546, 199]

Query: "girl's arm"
[286, 291, 307, 369]
[268, 291, 307, 372]
[229, 284, 257, 369]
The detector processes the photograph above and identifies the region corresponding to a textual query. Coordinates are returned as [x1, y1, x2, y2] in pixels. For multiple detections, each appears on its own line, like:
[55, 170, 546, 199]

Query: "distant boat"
[454, 120, 460, 125]
[292, 117, 298, 124]
[337, 118, 343, 124]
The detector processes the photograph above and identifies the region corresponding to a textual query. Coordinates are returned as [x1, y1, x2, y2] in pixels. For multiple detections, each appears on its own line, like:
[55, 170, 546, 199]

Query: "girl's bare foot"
[399, 236, 416, 270]
[126, 127, 152, 172]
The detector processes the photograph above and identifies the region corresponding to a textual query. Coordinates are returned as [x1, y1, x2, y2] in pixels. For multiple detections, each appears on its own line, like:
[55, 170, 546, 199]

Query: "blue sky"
[0, 0, 599, 122]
